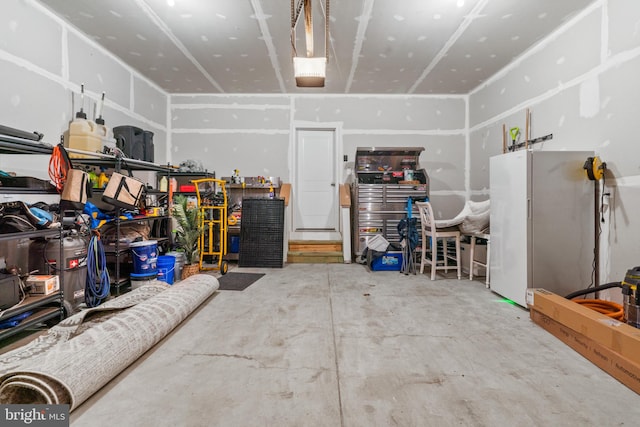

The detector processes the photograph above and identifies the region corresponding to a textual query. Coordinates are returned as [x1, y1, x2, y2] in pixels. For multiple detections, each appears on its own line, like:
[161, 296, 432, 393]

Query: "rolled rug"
[0, 274, 218, 410]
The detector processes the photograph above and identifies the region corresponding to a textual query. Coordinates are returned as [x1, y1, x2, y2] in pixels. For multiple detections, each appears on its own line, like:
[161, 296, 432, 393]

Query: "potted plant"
[171, 194, 202, 279]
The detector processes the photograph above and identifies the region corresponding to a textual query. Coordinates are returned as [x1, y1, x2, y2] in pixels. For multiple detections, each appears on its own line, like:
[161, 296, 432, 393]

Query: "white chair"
[415, 201, 461, 280]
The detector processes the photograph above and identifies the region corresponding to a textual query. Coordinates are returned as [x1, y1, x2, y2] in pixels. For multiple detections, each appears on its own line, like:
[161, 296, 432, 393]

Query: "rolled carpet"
[0, 274, 218, 410]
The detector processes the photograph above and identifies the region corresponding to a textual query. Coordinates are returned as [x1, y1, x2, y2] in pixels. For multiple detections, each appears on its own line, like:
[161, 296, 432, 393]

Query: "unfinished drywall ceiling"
[37, 0, 595, 94]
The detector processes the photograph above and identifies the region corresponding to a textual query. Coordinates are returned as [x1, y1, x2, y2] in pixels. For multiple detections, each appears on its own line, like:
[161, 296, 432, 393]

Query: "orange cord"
[572, 298, 624, 321]
[48, 144, 69, 193]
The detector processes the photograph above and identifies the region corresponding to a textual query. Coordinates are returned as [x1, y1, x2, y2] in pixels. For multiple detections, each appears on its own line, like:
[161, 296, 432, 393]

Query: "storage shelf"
[0, 187, 58, 194]
[0, 135, 53, 154]
[104, 237, 169, 255]
[0, 293, 64, 342]
[72, 157, 173, 173]
[0, 137, 71, 341]
[0, 228, 60, 242]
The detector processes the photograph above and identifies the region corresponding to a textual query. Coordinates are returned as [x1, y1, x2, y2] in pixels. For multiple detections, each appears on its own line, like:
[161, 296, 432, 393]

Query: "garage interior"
[1, 0, 640, 425]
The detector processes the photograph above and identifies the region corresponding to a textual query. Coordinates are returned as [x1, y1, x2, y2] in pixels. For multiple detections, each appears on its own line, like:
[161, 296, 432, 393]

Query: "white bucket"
[130, 273, 158, 290]
[166, 251, 186, 282]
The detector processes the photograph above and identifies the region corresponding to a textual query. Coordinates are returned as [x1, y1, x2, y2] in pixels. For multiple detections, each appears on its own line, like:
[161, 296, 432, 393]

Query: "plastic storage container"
[166, 251, 185, 282]
[64, 114, 102, 159]
[130, 273, 157, 290]
[129, 240, 158, 276]
[369, 251, 403, 271]
[156, 255, 175, 285]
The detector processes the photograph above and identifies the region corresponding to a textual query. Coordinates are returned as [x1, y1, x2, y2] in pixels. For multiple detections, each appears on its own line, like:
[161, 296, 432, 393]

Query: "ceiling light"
[291, 0, 330, 88]
[293, 57, 326, 87]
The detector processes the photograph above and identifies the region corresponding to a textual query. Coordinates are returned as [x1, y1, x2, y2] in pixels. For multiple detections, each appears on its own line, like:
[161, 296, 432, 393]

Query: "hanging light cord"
[290, 0, 330, 62]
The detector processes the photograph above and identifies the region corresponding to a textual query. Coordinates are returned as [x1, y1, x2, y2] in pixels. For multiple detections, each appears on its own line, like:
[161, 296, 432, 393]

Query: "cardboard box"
[531, 309, 640, 395]
[460, 242, 486, 276]
[527, 288, 640, 367]
[26, 275, 59, 295]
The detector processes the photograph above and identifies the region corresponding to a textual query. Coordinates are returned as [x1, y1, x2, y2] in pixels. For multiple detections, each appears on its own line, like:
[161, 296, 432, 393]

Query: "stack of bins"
[238, 198, 284, 267]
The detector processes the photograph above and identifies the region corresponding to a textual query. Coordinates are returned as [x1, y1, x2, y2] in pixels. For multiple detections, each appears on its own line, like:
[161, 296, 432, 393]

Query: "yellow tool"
[583, 156, 606, 181]
[192, 178, 229, 275]
[509, 127, 520, 151]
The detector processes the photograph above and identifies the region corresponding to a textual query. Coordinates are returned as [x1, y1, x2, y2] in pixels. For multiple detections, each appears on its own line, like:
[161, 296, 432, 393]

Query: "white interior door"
[294, 129, 337, 232]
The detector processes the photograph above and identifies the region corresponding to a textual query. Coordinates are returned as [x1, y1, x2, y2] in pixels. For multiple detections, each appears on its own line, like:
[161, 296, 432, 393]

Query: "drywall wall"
[170, 93, 467, 219]
[468, 0, 640, 284]
[0, 0, 168, 181]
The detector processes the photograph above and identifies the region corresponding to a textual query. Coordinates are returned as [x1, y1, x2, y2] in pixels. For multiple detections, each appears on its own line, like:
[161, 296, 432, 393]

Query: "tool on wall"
[583, 156, 606, 182]
[583, 155, 608, 290]
[505, 109, 553, 152]
[508, 126, 520, 152]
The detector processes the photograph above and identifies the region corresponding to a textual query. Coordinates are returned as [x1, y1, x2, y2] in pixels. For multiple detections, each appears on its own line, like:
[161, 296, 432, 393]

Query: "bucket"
[130, 273, 157, 290]
[230, 236, 240, 253]
[166, 251, 185, 282]
[157, 255, 176, 285]
[129, 240, 158, 275]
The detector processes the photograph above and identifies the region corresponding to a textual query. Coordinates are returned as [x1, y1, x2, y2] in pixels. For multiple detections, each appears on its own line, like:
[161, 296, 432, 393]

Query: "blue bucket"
[230, 236, 240, 253]
[157, 255, 176, 285]
[129, 240, 158, 275]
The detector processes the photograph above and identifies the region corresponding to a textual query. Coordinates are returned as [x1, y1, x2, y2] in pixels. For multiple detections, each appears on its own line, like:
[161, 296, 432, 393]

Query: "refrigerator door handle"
[527, 198, 531, 219]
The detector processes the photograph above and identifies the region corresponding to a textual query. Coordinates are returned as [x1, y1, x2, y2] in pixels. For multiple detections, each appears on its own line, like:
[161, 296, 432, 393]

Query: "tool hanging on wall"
[583, 156, 606, 181]
[583, 155, 608, 291]
[509, 133, 554, 151]
[505, 108, 554, 152]
[508, 127, 520, 152]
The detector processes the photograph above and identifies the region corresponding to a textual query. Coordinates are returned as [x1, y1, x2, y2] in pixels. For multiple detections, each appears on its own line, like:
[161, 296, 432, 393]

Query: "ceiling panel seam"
[251, 0, 287, 93]
[30, 0, 168, 96]
[345, 0, 375, 93]
[172, 104, 290, 110]
[342, 129, 465, 135]
[135, 0, 224, 92]
[469, 0, 605, 96]
[468, 44, 640, 132]
[172, 129, 288, 134]
[409, 0, 489, 94]
[0, 48, 164, 131]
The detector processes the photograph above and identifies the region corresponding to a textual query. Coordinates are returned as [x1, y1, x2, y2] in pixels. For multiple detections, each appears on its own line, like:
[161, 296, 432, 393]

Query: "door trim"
[289, 121, 344, 240]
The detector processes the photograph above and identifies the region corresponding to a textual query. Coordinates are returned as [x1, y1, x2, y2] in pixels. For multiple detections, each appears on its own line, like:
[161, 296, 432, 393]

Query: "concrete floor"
[70, 264, 639, 426]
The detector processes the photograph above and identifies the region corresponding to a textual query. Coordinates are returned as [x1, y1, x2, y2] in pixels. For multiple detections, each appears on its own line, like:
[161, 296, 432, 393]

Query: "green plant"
[171, 194, 202, 265]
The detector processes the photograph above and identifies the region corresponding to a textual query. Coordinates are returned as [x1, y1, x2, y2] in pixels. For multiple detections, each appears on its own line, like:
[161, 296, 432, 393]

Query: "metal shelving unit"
[0, 292, 64, 342]
[72, 155, 173, 295]
[0, 136, 65, 342]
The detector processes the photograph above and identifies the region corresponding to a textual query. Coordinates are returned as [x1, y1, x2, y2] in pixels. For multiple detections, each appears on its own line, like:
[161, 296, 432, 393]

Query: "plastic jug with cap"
[95, 92, 117, 154]
[64, 84, 102, 159]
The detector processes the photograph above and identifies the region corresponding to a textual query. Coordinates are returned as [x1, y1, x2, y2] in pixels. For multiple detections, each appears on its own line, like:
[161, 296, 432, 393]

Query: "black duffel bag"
[0, 201, 52, 234]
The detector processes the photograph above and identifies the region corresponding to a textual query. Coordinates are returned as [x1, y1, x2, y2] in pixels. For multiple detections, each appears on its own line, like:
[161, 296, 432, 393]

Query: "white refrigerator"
[489, 150, 594, 307]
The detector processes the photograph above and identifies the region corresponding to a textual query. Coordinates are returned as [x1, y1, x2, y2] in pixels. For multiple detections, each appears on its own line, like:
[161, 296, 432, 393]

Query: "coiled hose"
[571, 299, 624, 321]
[85, 232, 110, 307]
[565, 282, 625, 321]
